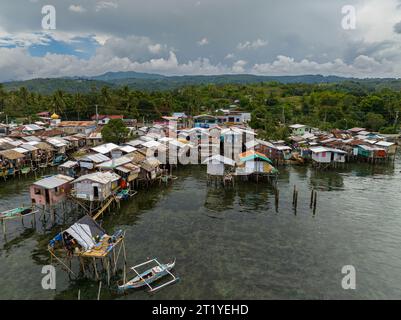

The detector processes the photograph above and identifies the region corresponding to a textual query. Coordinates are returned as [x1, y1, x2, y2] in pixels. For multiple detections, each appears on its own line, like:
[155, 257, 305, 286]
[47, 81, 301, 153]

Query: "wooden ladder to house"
[93, 196, 116, 221]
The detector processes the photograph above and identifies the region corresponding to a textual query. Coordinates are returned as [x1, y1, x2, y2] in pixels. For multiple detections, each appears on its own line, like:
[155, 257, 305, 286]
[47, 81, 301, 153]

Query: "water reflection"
[1, 160, 401, 299]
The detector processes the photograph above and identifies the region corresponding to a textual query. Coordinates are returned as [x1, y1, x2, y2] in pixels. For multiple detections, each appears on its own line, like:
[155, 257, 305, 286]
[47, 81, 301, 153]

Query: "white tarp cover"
[66, 223, 96, 251]
[65, 215, 105, 251]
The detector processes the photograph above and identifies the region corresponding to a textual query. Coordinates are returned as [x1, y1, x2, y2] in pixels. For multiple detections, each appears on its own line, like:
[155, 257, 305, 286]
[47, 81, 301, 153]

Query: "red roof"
[91, 115, 124, 120]
[37, 111, 50, 117]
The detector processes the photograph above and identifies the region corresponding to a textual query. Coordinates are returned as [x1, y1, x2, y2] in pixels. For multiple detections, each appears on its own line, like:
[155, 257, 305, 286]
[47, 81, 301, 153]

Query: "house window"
[321, 152, 326, 157]
[34, 188, 41, 195]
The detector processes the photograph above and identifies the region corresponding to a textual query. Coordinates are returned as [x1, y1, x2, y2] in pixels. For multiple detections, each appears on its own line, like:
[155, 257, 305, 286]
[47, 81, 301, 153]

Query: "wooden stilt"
[97, 281, 102, 300]
[313, 191, 317, 215]
[93, 257, 99, 280]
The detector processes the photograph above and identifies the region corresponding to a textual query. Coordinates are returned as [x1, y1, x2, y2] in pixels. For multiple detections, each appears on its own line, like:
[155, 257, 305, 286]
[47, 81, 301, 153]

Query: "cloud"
[0, 46, 228, 82]
[237, 39, 268, 50]
[2, 0, 401, 80]
[96, 35, 169, 62]
[232, 60, 247, 73]
[197, 37, 209, 46]
[252, 55, 394, 78]
[95, 1, 119, 12]
[69, 5, 86, 13]
[0, 32, 52, 47]
[394, 21, 401, 33]
[148, 43, 163, 54]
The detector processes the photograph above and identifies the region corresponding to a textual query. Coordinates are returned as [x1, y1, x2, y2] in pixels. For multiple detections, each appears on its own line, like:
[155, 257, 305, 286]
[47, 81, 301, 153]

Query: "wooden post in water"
[275, 188, 279, 212]
[2, 220, 6, 238]
[313, 191, 317, 215]
[310, 189, 314, 208]
[107, 259, 111, 286]
[97, 281, 102, 300]
[292, 185, 296, 205]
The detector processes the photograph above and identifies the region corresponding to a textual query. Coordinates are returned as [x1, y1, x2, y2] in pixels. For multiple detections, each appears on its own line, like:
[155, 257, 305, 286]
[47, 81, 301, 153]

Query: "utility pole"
[95, 104, 99, 125]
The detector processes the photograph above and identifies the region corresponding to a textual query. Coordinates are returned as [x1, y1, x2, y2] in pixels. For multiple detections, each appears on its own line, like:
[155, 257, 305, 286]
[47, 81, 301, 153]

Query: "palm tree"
[52, 90, 67, 119]
[73, 93, 85, 120]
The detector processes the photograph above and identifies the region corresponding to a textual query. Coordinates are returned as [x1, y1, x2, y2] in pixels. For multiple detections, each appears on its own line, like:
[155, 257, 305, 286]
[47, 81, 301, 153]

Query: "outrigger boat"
[118, 258, 178, 292]
[0, 206, 38, 221]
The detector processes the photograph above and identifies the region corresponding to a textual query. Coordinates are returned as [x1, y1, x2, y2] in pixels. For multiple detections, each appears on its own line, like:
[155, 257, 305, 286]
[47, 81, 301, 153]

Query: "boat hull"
[118, 261, 175, 291]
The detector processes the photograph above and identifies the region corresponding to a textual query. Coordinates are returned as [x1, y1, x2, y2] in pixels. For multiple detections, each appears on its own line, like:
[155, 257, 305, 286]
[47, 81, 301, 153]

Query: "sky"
[1, 0, 401, 81]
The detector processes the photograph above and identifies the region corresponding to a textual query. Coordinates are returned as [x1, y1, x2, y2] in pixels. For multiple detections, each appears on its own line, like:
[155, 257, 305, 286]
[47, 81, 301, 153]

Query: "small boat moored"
[118, 258, 178, 292]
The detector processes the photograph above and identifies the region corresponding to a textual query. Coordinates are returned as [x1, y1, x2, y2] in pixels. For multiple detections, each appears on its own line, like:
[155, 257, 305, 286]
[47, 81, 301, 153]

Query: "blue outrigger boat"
[118, 258, 178, 292]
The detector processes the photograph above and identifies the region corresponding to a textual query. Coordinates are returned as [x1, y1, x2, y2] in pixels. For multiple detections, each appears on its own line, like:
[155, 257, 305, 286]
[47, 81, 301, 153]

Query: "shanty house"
[30, 174, 74, 206]
[57, 121, 97, 135]
[193, 115, 218, 128]
[355, 144, 386, 159]
[58, 160, 79, 177]
[139, 158, 161, 181]
[76, 153, 111, 171]
[310, 147, 347, 163]
[375, 141, 396, 156]
[289, 124, 310, 136]
[115, 163, 140, 185]
[91, 114, 124, 125]
[203, 155, 236, 176]
[91, 143, 121, 158]
[236, 150, 275, 175]
[0, 149, 26, 170]
[72, 172, 121, 201]
[0, 124, 10, 136]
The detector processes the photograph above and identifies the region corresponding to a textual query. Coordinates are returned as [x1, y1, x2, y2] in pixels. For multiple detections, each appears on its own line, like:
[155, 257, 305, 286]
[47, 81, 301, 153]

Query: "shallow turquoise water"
[0, 159, 401, 299]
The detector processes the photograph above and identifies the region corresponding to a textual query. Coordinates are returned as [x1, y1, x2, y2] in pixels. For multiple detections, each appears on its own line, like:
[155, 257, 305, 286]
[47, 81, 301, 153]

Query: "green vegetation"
[101, 118, 130, 144]
[1, 79, 400, 140]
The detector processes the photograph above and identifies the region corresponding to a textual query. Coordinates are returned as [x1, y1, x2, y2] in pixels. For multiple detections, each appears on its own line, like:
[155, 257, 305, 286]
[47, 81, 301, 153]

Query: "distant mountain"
[2, 71, 401, 94]
[89, 71, 166, 81]
[3, 78, 111, 94]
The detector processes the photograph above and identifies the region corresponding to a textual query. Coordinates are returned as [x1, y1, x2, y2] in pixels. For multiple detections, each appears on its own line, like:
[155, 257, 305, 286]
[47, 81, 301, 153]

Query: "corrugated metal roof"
[91, 143, 119, 154]
[23, 124, 44, 131]
[46, 137, 68, 147]
[34, 174, 74, 189]
[20, 144, 38, 151]
[96, 156, 132, 169]
[59, 160, 78, 168]
[142, 140, 161, 148]
[73, 171, 121, 184]
[79, 153, 110, 163]
[126, 139, 143, 147]
[239, 150, 273, 164]
[375, 141, 395, 147]
[203, 155, 235, 166]
[119, 145, 137, 153]
[12, 147, 29, 154]
[22, 136, 41, 142]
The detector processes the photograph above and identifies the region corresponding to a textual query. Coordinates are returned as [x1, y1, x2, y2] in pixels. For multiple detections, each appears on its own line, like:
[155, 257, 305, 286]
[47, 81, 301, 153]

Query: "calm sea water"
[1, 158, 401, 300]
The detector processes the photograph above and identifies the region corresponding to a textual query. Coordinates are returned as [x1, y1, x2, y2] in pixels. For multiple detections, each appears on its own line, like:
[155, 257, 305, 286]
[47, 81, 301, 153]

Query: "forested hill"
[4, 72, 401, 94]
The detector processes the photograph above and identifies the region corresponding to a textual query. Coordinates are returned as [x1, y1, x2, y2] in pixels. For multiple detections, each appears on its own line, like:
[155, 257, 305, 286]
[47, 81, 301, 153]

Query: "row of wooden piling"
[289, 185, 318, 215]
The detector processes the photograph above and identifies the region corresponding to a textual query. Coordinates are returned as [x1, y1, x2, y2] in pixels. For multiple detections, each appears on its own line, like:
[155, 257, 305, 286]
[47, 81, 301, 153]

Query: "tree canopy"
[101, 119, 130, 144]
[0, 81, 400, 139]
